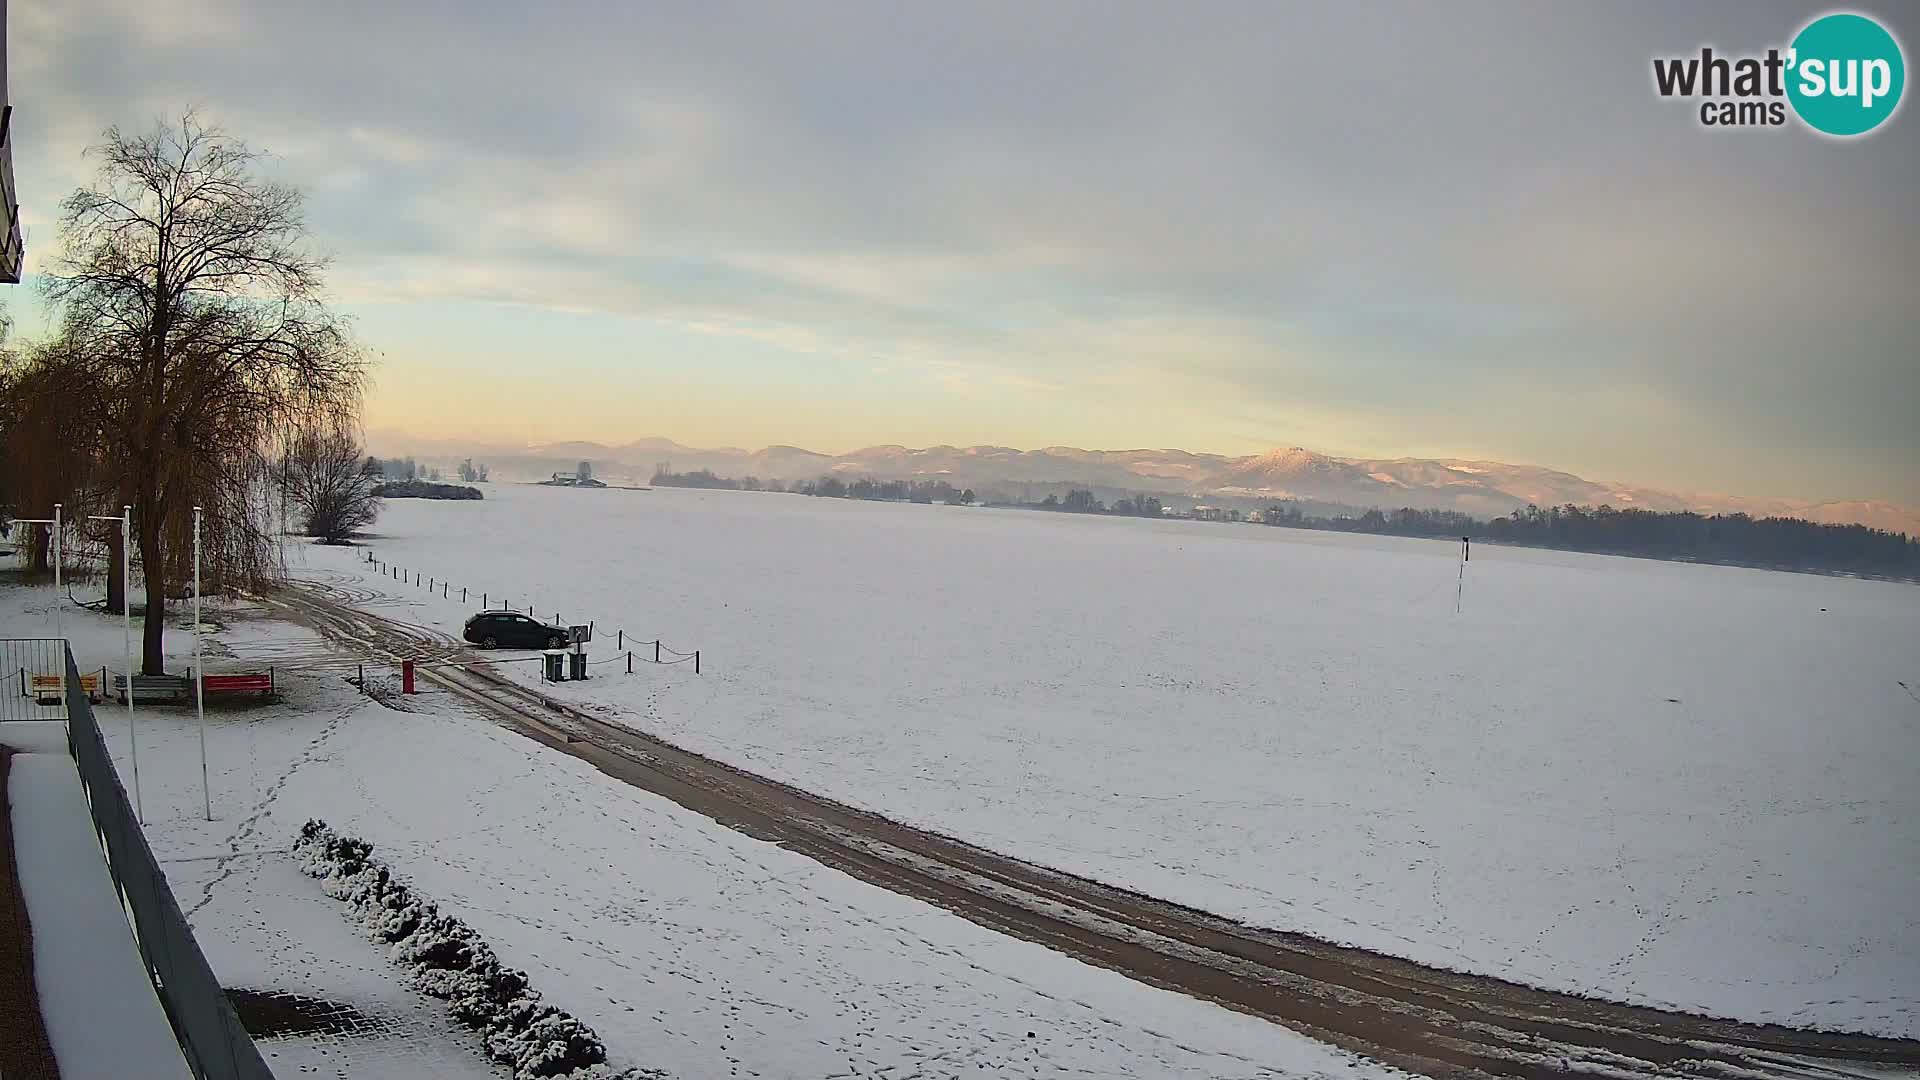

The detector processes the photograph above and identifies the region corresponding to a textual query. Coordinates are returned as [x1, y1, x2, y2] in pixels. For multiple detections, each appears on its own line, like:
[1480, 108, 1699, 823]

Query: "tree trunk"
[29, 527, 50, 576]
[106, 528, 126, 615]
[138, 508, 167, 675]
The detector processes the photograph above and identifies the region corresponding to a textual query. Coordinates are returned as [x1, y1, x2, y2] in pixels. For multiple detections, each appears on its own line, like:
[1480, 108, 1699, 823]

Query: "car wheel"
[482, 636, 498, 648]
[546, 635, 564, 649]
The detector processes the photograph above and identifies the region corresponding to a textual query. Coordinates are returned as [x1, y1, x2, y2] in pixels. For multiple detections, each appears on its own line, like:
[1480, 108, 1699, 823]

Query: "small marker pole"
[1455, 536, 1469, 615]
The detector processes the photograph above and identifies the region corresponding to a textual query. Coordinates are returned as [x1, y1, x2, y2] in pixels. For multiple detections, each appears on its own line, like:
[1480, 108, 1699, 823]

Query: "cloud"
[11, 0, 1917, 502]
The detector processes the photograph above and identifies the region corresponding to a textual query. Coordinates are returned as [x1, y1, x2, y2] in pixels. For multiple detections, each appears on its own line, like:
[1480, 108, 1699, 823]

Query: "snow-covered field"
[298, 482, 1919, 1037]
[0, 585, 1394, 1079]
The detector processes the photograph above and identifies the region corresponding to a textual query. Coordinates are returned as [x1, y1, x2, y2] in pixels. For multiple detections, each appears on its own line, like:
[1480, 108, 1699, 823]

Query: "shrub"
[294, 820, 662, 1079]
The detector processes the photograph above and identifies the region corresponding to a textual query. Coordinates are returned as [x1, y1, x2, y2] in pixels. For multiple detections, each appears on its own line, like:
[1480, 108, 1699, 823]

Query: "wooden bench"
[112, 674, 192, 705]
[201, 671, 276, 700]
[29, 673, 102, 705]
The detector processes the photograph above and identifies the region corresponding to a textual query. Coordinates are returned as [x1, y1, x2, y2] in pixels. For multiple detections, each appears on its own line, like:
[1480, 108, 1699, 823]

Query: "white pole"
[1454, 537, 1468, 615]
[194, 506, 209, 821]
[52, 504, 63, 644]
[88, 509, 141, 823]
[125, 506, 140, 824]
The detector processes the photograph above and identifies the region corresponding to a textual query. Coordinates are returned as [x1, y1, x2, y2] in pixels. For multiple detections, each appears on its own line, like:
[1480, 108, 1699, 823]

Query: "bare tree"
[283, 426, 381, 543]
[44, 113, 368, 672]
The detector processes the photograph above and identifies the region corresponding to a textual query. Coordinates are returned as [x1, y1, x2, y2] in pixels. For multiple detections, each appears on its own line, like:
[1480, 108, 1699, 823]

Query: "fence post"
[627, 651, 633, 674]
[358, 663, 364, 692]
[462, 587, 467, 602]
[695, 650, 701, 675]
[654, 640, 661, 664]
[443, 582, 449, 598]
[616, 629, 622, 649]
[483, 592, 488, 608]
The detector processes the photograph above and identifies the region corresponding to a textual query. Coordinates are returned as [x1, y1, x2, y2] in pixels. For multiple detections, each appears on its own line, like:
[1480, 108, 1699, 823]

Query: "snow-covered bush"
[295, 820, 665, 1079]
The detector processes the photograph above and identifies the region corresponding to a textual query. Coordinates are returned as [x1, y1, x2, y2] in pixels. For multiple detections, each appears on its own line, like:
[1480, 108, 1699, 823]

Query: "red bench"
[200, 671, 276, 699]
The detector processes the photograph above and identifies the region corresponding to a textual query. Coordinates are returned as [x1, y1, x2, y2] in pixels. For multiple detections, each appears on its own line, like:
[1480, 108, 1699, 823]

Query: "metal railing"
[1, 637, 73, 722]
[60, 646, 275, 1080]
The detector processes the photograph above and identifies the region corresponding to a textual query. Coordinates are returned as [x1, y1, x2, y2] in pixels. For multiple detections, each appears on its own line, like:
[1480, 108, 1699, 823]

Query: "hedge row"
[294, 820, 663, 1079]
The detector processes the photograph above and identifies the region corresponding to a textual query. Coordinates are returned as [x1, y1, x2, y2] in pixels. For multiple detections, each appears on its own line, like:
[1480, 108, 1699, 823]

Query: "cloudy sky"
[8, 1, 1917, 503]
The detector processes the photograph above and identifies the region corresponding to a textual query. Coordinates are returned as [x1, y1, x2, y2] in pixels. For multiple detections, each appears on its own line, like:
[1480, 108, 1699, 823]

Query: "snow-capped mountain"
[365, 430, 1920, 534]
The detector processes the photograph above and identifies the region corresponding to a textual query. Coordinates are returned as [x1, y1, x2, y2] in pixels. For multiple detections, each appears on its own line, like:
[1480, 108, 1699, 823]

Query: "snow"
[0, 586, 1399, 1079]
[300, 482, 1919, 1036]
[7, 750, 194, 1079]
[1, 721, 71, 755]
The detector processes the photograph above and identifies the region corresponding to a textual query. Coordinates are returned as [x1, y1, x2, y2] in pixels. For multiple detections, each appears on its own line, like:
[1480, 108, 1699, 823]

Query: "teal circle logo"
[1786, 13, 1905, 136]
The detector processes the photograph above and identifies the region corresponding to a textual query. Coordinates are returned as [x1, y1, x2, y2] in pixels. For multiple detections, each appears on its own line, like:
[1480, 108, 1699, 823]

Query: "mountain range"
[366, 430, 1920, 536]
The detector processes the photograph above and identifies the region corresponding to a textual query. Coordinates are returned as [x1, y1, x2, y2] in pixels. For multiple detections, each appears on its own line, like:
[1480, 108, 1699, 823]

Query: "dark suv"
[463, 611, 568, 650]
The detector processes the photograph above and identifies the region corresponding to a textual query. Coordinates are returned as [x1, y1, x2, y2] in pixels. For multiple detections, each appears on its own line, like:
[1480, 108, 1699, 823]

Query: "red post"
[402, 659, 416, 695]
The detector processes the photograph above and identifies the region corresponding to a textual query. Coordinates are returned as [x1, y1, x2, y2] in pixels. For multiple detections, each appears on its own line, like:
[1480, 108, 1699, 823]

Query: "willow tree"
[0, 337, 113, 576]
[47, 114, 367, 673]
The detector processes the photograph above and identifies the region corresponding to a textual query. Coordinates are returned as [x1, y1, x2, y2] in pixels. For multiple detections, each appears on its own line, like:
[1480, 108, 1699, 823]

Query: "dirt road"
[274, 578, 1920, 1080]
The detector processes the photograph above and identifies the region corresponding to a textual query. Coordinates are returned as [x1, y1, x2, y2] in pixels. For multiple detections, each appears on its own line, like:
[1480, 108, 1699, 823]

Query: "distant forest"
[371, 480, 484, 501]
[649, 468, 1918, 580]
[1266, 503, 1917, 579]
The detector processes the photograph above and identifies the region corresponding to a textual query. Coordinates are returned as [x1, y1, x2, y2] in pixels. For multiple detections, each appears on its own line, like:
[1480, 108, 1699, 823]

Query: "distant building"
[541, 471, 604, 488]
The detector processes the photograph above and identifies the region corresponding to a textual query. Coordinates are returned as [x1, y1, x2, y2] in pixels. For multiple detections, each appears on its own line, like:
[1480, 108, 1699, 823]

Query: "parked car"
[463, 610, 568, 650]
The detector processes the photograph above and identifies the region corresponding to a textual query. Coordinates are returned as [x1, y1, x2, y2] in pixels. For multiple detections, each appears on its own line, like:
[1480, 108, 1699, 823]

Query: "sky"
[7, 1, 1917, 504]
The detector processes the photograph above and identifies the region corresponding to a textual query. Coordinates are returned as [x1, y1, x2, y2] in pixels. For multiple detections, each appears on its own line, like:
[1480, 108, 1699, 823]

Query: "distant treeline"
[1265, 503, 1918, 578]
[371, 480, 484, 501]
[652, 468, 983, 504]
[650, 468, 1918, 579]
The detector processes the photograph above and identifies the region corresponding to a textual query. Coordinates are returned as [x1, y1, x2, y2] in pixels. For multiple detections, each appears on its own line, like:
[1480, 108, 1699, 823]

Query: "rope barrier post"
[654, 640, 660, 664]
[616, 629, 622, 649]
[695, 650, 700, 676]
[358, 663, 364, 692]
[483, 592, 487, 608]
[462, 587, 467, 602]
[627, 651, 632, 674]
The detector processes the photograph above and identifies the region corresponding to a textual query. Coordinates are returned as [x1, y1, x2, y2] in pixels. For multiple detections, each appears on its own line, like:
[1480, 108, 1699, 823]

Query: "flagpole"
[89, 508, 140, 822]
[194, 506, 210, 821]
[52, 504, 62, 643]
